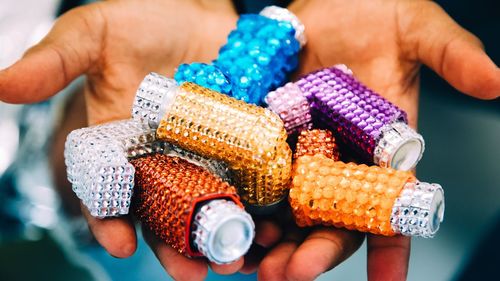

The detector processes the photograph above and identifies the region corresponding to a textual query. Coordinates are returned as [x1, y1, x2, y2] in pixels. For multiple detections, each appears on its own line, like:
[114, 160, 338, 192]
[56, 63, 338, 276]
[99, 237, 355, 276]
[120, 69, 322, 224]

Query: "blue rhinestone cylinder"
[174, 9, 302, 105]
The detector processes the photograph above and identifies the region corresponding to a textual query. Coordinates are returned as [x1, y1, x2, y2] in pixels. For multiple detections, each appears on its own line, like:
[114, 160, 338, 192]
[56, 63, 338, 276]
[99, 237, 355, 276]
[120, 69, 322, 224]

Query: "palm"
[292, 0, 499, 126]
[78, 0, 237, 124]
[0, 0, 498, 280]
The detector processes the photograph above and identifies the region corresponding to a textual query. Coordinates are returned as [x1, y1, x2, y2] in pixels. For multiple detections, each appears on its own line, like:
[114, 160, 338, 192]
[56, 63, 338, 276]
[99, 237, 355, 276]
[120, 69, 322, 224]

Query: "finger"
[258, 238, 301, 281]
[399, 1, 500, 99]
[285, 228, 365, 281]
[0, 3, 105, 104]
[209, 257, 244, 275]
[142, 226, 208, 281]
[367, 234, 410, 281]
[81, 205, 137, 258]
[239, 244, 269, 274]
[254, 220, 283, 248]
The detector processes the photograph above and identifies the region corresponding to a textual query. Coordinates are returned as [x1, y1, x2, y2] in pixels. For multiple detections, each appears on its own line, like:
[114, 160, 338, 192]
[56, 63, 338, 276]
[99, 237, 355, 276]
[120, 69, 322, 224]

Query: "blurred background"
[0, 0, 498, 280]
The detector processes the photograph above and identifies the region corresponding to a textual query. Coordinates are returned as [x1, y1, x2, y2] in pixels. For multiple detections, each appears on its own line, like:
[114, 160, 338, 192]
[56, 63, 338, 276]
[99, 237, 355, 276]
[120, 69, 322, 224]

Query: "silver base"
[390, 181, 445, 238]
[374, 122, 425, 170]
[192, 199, 255, 264]
[132, 72, 178, 128]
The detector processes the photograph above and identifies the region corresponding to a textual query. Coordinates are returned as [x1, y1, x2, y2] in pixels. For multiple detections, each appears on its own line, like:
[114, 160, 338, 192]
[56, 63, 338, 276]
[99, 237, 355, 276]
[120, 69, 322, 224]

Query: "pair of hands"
[1, 0, 498, 280]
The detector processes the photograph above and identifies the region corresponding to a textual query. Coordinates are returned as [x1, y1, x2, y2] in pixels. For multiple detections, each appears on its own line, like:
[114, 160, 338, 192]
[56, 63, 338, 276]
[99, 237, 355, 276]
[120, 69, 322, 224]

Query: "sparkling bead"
[289, 129, 444, 238]
[270, 65, 424, 169]
[64, 119, 162, 218]
[131, 153, 253, 260]
[134, 74, 292, 210]
[174, 7, 303, 105]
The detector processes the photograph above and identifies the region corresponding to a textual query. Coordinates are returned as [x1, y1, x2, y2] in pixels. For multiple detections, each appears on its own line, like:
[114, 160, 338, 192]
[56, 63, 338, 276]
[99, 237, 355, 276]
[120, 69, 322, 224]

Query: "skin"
[0, 0, 498, 280]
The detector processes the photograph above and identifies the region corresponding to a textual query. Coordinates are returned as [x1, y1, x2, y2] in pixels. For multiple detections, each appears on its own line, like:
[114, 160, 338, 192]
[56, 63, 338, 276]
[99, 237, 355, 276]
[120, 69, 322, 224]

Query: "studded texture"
[289, 129, 443, 237]
[174, 8, 302, 105]
[64, 119, 162, 218]
[294, 129, 340, 161]
[155, 82, 292, 206]
[131, 153, 241, 257]
[295, 66, 425, 169]
[289, 129, 415, 236]
[265, 82, 312, 134]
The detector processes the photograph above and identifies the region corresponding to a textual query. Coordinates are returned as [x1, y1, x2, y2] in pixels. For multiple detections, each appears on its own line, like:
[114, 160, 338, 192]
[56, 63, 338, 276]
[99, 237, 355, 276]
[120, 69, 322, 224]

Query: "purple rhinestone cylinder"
[295, 65, 424, 170]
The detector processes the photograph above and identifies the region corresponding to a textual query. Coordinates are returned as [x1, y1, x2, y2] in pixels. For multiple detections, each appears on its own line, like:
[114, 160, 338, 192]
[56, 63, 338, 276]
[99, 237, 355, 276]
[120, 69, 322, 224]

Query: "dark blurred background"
[0, 0, 498, 280]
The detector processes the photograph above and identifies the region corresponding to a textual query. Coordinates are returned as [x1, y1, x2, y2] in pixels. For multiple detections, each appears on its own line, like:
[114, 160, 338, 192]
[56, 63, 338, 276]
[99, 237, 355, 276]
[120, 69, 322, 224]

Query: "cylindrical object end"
[374, 122, 425, 170]
[132, 72, 178, 128]
[391, 181, 445, 238]
[192, 199, 255, 264]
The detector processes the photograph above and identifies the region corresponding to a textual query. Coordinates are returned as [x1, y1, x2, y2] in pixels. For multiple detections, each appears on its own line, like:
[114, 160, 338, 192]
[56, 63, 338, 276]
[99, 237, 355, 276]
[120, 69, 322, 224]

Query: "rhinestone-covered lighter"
[133, 73, 292, 213]
[174, 6, 305, 104]
[289, 130, 444, 238]
[131, 153, 254, 264]
[265, 65, 425, 171]
[64, 119, 162, 218]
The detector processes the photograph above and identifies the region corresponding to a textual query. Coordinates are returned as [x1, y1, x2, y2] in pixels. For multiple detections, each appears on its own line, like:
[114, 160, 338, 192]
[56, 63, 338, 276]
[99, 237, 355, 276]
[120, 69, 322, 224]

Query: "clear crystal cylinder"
[131, 153, 254, 261]
[174, 6, 304, 104]
[133, 73, 293, 211]
[64, 119, 162, 218]
[289, 130, 444, 238]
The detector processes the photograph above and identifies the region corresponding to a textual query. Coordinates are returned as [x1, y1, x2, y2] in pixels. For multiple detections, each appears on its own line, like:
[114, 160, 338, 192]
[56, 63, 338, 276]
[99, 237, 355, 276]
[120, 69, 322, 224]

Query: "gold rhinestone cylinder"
[156, 82, 292, 207]
[131, 153, 241, 256]
[289, 130, 416, 236]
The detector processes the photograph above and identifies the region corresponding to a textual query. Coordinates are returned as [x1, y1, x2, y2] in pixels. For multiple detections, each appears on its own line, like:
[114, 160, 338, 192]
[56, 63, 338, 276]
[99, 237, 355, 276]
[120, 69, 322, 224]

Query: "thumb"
[0, 3, 105, 104]
[399, 1, 500, 100]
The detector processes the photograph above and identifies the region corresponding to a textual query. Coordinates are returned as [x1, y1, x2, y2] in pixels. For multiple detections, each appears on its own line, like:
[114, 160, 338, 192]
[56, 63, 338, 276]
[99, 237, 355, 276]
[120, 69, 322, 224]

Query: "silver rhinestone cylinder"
[390, 181, 445, 238]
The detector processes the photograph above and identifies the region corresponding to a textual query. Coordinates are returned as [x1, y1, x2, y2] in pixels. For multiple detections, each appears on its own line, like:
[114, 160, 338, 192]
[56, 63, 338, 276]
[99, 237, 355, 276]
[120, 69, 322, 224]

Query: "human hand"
[0, 1, 242, 280]
[257, 0, 499, 280]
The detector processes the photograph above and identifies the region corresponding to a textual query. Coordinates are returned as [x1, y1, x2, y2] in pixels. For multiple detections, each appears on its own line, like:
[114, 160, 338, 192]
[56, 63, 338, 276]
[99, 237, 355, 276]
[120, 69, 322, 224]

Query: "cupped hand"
[0, 0, 240, 280]
[257, 0, 499, 281]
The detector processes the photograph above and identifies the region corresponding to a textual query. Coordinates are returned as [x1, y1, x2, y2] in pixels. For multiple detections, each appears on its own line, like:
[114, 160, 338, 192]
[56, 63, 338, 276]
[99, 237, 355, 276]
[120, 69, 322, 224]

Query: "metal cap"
[374, 122, 425, 170]
[192, 199, 255, 264]
[132, 72, 178, 128]
[390, 181, 445, 238]
[259, 6, 306, 47]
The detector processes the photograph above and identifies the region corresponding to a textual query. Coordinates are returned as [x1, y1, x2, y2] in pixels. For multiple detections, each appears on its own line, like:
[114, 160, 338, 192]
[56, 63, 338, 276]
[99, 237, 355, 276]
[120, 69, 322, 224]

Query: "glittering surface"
[64, 119, 162, 218]
[132, 72, 178, 128]
[155, 82, 292, 206]
[265, 82, 312, 134]
[390, 181, 444, 238]
[131, 153, 241, 257]
[175, 9, 302, 105]
[294, 129, 340, 161]
[192, 199, 255, 264]
[295, 66, 424, 168]
[289, 129, 415, 236]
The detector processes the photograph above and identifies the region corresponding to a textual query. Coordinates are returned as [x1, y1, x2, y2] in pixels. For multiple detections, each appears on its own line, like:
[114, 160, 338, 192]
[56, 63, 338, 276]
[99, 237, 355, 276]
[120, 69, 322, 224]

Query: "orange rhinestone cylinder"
[130, 153, 242, 256]
[294, 129, 340, 160]
[155, 82, 292, 207]
[289, 130, 416, 236]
